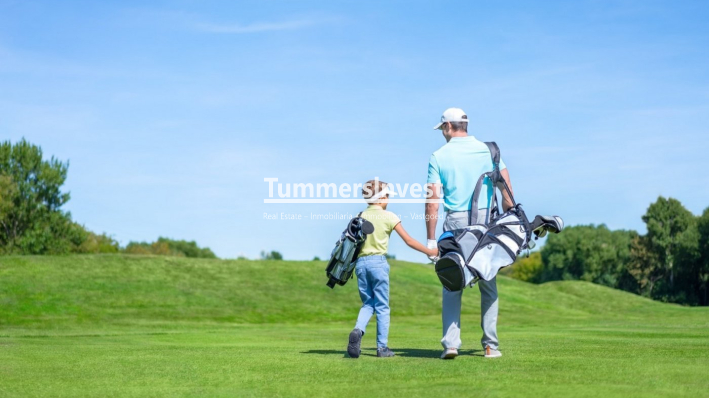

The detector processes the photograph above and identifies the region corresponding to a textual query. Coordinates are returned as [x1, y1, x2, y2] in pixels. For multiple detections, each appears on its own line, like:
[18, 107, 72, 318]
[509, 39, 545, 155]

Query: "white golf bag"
[434, 142, 564, 291]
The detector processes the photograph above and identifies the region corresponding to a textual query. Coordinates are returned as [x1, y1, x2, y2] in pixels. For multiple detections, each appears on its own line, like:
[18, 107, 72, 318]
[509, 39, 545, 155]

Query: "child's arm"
[393, 223, 438, 257]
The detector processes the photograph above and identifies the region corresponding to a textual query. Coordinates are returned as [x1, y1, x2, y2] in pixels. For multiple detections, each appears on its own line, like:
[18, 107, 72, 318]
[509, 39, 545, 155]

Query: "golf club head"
[547, 216, 564, 233]
[531, 215, 564, 238]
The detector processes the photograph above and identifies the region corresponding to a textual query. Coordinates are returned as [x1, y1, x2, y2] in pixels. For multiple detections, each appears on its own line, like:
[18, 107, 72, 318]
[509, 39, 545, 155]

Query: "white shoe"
[484, 345, 502, 358]
[441, 347, 458, 359]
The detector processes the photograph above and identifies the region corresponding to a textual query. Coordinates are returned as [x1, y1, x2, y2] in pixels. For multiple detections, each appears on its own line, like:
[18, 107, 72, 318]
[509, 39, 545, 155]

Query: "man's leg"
[478, 276, 499, 350]
[440, 211, 467, 351]
[441, 288, 463, 349]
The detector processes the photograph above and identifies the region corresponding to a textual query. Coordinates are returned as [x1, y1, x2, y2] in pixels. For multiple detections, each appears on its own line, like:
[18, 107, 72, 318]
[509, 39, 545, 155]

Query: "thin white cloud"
[195, 19, 315, 34]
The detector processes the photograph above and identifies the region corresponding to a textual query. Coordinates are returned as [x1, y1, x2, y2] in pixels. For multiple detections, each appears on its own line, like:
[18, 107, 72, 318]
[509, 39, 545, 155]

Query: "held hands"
[426, 239, 439, 262]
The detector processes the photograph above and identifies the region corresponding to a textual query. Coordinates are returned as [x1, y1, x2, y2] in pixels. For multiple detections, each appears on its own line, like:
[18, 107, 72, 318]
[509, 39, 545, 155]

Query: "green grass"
[0, 255, 708, 397]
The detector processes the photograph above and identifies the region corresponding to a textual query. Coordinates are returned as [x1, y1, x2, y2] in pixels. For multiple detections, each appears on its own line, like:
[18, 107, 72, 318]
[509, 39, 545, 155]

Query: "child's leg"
[354, 263, 375, 333]
[370, 259, 391, 348]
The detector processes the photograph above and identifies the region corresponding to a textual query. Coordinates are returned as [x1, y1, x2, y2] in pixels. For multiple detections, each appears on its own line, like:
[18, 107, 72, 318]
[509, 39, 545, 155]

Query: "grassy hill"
[1, 255, 707, 397]
[1, 254, 700, 328]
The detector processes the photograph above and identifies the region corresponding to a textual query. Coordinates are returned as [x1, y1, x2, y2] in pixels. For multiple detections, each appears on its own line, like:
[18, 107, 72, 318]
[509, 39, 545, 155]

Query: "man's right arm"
[425, 154, 442, 259]
[425, 183, 442, 240]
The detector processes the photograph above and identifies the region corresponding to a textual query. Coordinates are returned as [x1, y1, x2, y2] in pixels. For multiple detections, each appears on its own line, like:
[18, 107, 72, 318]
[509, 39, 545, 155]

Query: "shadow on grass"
[301, 348, 484, 359]
[301, 349, 377, 358]
[395, 348, 484, 358]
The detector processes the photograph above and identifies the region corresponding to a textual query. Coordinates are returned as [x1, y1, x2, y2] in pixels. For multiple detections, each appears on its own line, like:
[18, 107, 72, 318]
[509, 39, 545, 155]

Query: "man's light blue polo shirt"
[427, 136, 507, 212]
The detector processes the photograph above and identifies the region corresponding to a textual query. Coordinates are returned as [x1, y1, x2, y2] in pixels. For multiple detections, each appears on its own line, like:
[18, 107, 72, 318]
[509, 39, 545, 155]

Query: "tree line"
[4, 138, 707, 297]
[505, 197, 709, 306]
[0, 139, 215, 259]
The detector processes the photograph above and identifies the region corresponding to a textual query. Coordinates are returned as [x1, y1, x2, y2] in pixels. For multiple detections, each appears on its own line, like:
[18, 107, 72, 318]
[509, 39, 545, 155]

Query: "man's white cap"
[433, 108, 469, 130]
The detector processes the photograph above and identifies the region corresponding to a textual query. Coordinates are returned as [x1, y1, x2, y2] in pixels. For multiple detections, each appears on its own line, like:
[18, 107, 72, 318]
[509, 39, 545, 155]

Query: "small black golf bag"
[325, 213, 375, 289]
[435, 142, 564, 291]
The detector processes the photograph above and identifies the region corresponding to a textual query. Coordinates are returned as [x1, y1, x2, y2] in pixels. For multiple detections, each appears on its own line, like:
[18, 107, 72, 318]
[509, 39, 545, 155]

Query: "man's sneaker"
[441, 347, 458, 359]
[347, 329, 363, 358]
[376, 347, 395, 357]
[484, 345, 502, 358]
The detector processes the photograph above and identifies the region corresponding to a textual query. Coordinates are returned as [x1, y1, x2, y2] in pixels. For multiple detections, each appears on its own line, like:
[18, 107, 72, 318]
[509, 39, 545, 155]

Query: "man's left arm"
[500, 168, 514, 211]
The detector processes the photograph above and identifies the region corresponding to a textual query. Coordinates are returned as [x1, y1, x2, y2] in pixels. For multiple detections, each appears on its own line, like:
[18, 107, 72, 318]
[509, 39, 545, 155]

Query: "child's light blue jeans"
[354, 255, 390, 348]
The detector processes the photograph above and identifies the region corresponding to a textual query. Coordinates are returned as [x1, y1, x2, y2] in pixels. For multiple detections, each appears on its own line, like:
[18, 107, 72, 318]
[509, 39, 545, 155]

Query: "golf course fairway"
[1, 255, 707, 397]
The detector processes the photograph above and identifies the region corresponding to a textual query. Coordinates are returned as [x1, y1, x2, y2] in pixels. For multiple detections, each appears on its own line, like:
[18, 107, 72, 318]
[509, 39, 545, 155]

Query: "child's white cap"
[365, 184, 391, 203]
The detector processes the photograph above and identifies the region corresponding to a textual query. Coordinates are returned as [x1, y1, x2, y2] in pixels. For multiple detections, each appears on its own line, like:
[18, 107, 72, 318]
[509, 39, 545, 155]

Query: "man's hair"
[362, 179, 388, 200]
[449, 121, 468, 132]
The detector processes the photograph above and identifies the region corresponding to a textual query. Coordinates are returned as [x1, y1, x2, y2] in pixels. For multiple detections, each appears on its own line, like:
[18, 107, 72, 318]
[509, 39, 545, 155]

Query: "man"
[425, 107, 515, 360]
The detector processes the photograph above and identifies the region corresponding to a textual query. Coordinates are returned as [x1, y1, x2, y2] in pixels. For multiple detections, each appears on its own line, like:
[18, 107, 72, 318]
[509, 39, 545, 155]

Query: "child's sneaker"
[376, 347, 395, 357]
[347, 329, 363, 358]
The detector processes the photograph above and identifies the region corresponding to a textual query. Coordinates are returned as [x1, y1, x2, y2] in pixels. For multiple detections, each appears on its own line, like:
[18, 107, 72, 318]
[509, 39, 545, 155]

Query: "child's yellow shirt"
[358, 205, 401, 257]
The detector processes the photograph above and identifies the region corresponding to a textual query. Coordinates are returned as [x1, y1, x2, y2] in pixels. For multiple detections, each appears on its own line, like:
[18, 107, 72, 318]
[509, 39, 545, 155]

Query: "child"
[347, 179, 438, 358]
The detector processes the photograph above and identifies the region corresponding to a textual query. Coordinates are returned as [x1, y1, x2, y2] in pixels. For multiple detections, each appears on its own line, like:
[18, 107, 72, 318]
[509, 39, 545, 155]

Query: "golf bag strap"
[485, 142, 501, 167]
[351, 211, 366, 261]
[468, 142, 516, 226]
[485, 141, 516, 211]
[469, 171, 491, 226]
[485, 142, 501, 223]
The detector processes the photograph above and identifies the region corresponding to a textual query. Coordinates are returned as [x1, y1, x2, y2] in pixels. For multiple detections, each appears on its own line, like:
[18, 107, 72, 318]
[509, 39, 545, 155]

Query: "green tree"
[673, 220, 701, 304]
[124, 237, 216, 258]
[540, 224, 635, 288]
[156, 237, 216, 258]
[0, 174, 17, 218]
[0, 139, 82, 254]
[640, 197, 696, 301]
[260, 250, 283, 260]
[694, 208, 709, 305]
[501, 251, 543, 283]
[626, 235, 661, 296]
[77, 232, 120, 254]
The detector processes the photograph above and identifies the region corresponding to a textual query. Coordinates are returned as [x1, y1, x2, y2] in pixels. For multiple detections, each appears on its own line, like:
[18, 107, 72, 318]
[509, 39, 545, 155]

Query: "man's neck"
[446, 131, 468, 142]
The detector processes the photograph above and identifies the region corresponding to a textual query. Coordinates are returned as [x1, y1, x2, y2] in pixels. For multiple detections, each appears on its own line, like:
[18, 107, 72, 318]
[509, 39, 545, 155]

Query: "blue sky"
[2, 0, 708, 261]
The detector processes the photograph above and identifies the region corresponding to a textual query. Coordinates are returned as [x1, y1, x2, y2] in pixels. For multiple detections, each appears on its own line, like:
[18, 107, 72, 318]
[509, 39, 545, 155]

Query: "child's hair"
[362, 179, 388, 200]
